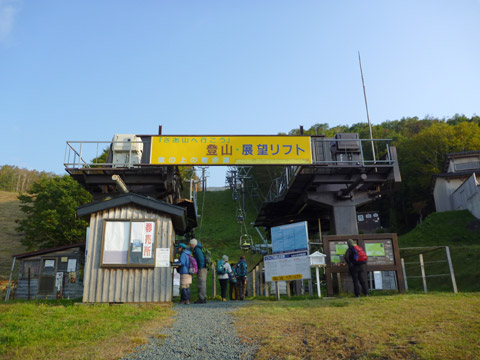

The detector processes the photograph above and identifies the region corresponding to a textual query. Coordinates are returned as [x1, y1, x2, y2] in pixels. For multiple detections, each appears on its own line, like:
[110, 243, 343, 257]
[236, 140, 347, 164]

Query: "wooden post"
[27, 268, 31, 300]
[276, 281, 280, 300]
[445, 246, 458, 294]
[252, 267, 256, 297]
[308, 279, 313, 297]
[419, 254, 427, 293]
[259, 263, 264, 296]
[400, 258, 408, 291]
[5, 257, 15, 302]
[337, 273, 343, 293]
[212, 263, 216, 298]
[265, 282, 270, 297]
[286, 281, 291, 298]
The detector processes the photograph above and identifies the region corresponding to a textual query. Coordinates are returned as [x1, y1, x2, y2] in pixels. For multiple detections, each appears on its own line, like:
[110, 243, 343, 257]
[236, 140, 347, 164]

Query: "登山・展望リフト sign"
[150, 135, 312, 165]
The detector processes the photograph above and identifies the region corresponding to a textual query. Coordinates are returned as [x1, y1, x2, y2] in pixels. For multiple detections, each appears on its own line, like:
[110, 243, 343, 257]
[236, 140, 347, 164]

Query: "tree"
[16, 175, 92, 250]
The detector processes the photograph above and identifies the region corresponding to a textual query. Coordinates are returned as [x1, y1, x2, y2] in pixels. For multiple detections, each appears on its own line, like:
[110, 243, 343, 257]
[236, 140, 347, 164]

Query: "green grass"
[399, 210, 480, 247]
[0, 299, 174, 359]
[234, 293, 480, 360]
[399, 210, 480, 292]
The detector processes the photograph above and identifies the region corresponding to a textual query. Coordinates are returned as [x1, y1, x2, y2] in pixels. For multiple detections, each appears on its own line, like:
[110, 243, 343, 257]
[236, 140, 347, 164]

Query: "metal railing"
[64, 140, 145, 169]
[266, 138, 395, 202]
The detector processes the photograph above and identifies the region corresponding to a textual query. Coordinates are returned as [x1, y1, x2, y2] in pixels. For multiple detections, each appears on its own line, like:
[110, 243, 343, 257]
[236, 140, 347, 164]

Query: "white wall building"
[433, 151, 480, 219]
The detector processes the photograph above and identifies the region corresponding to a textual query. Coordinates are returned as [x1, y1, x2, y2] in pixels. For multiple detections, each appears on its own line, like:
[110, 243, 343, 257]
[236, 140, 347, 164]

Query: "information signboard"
[271, 221, 309, 254]
[364, 239, 394, 265]
[150, 135, 312, 166]
[264, 251, 311, 282]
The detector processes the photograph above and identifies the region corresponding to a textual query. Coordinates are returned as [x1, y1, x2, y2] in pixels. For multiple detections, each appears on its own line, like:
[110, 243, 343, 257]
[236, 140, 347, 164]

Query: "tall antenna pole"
[358, 52, 376, 162]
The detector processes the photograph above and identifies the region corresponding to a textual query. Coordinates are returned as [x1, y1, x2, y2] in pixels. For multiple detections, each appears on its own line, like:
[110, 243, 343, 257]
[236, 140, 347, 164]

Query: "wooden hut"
[12, 243, 85, 300]
[76, 193, 187, 303]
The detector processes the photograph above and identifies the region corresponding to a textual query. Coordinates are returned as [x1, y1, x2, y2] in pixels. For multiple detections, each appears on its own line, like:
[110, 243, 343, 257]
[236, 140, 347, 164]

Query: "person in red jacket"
[344, 238, 369, 297]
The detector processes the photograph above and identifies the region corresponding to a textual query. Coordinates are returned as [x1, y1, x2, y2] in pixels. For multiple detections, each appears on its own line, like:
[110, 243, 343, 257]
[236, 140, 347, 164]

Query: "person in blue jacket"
[177, 243, 192, 304]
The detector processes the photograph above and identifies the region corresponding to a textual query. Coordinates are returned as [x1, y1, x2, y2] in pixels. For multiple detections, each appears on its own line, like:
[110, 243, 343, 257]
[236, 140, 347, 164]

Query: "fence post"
[286, 281, 291, 298]
[276, 281, 280, 300]
[265, 281, 270, 297]
[252, 267, 256, 297]
[445, 246, 458, 294]
[259, 263, 264, 297]
[400, 258, 408, 291]
[419, 254, 427, 293]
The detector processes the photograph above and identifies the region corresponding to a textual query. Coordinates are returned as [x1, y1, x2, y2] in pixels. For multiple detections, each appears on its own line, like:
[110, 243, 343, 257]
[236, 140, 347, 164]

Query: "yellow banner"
[272, 274, 303, 281]
[150, 136, 312, 165]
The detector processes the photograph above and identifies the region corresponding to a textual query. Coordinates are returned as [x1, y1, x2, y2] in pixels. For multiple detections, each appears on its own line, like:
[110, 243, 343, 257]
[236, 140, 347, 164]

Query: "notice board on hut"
[77, 194, 187, 303]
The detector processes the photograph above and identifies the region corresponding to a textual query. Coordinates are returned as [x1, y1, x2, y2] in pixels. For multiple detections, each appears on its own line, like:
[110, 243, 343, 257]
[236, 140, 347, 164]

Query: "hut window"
[102, 220, 156, 267]
[22, 260, 40, 279]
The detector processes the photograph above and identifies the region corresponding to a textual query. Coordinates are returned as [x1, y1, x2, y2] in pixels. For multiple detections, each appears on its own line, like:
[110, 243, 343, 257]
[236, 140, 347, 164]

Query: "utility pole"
[198, 167, 208, 192]
[358, 52, 376, 163]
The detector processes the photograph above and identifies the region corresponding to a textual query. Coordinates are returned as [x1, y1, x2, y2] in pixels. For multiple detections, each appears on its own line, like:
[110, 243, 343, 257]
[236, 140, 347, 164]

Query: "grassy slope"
[398, 210, 480, 292]
[195, 189, 264, 267]
[187, 189, 264, 300]
[235, 293, 480, 360]
[0, 192, 26, 281]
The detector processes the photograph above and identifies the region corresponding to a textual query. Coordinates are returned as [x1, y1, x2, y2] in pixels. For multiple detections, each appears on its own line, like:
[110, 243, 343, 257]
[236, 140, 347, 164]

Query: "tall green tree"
[16, 175, 92, 250]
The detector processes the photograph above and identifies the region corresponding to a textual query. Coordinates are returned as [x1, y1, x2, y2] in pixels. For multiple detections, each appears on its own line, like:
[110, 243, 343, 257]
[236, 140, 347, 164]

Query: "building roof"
[76, 193, 187, 233]
[443, 150, 480, 172]
[13, 243, 85, 259]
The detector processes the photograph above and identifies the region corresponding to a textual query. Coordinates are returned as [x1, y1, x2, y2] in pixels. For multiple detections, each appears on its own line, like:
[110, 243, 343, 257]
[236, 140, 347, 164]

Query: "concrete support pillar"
[333, 205, 358, 235]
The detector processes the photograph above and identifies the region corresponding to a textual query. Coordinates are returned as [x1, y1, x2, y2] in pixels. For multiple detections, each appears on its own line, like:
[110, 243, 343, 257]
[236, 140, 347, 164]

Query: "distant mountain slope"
[0, 191, 26, 280]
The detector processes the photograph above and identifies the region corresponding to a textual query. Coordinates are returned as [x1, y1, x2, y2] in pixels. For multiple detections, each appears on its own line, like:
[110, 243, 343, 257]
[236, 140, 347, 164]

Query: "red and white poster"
[143, 221, 154, 258]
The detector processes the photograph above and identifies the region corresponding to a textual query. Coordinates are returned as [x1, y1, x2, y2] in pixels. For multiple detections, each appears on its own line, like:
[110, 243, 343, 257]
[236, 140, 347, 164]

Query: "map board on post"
[265, 221, 311, 282]
[271, 221, 309, 254]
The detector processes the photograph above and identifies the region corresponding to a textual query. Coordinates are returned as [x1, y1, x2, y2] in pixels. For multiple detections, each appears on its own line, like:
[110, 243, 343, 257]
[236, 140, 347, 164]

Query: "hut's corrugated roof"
[13, 243, 85, 259]
[76, 193, 188, 233]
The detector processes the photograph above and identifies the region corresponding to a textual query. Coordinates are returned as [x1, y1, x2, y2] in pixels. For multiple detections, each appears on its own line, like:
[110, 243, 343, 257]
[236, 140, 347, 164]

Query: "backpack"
[188, 254, 198, 275]
[202, 247, 213, 268]
[216, 259, 227, 275]
[352, 245, 368, 264]
[236, 261, 248, 277]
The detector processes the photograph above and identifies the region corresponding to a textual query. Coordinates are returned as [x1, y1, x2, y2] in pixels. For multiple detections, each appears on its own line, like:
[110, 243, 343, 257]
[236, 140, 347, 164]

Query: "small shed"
[12, 243, 85, 300]
[76, 193, 187, 303]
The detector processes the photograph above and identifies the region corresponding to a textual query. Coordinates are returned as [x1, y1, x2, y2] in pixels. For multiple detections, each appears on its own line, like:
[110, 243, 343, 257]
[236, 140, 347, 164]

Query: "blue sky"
[1, 1, 479, 186]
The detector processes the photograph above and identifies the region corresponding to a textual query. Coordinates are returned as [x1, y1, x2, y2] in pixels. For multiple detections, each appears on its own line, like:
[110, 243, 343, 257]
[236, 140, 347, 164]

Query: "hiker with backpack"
[235, 256, 248, 300]
[176, 243, 193, 304]
[217, 255, 233, 301]
[190, 238, 209, 304]
[344, 238, 369, 297]
[229, 263, 238, 300]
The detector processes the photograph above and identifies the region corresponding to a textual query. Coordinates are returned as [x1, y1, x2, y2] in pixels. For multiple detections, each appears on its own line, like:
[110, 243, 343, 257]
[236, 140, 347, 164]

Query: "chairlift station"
[64, 129, 402, 302]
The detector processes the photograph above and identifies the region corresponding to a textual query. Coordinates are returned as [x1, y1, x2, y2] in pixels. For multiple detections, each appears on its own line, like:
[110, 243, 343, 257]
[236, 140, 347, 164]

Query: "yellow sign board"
[272, 274, 303, 281]
[150, 136, 312, 165]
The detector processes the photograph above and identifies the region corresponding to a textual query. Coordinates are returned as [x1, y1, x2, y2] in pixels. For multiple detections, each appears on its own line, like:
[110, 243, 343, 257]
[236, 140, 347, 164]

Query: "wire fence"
[400, 246, 457, 293]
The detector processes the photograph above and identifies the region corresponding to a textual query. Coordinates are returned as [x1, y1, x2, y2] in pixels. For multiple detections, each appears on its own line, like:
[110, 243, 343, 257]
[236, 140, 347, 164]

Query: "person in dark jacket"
[235, 256, 248, 300]
[190, 238, 207, 304]
[229, 263, 238, 300]
[344, 238, 369, 297]
[177, 243, 192, 304]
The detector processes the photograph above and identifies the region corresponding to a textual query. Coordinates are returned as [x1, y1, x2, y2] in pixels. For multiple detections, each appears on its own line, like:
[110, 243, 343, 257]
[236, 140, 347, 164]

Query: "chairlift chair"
[240, 234, 253, 251]
[236, 209, 245, 223]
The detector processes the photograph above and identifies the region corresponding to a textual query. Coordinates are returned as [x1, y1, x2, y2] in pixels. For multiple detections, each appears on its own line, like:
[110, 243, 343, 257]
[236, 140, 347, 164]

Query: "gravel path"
[122, 301, 257, 360]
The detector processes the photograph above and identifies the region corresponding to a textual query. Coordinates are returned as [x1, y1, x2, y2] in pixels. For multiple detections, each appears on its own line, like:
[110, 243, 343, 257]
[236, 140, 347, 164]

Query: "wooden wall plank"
[82, 213, 96, 302]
